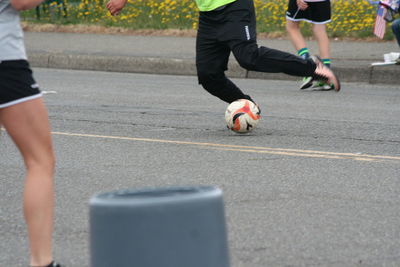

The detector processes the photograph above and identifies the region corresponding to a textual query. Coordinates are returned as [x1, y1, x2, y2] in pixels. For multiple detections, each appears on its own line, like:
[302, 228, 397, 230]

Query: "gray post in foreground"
[89, 186, 230, 267]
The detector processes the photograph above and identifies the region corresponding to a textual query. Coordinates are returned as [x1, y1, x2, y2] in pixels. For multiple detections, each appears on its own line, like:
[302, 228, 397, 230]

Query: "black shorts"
[0, 60, 41, 109]
[286, 0, 331, 24]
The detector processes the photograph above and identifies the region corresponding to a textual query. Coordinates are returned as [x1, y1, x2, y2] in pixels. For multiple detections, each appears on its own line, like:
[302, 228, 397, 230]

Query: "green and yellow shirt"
[194, 0, 237, 11]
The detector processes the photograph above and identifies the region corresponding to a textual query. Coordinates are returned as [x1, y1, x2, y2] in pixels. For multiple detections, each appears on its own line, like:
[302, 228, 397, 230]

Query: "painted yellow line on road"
[52, 131, 400, 163]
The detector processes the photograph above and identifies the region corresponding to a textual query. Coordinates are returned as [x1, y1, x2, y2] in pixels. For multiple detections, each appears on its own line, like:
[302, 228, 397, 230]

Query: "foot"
[311, 81, 334, 91]
[310, 56, 341, 92]
[300, 76, 313, 90]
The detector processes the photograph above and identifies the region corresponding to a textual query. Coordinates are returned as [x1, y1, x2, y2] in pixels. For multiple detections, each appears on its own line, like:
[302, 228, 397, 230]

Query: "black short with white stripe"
[0, 60, 41, 108]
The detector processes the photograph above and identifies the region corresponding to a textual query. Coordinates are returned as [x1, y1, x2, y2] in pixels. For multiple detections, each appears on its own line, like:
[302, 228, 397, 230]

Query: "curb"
[28, 52, 399, 85]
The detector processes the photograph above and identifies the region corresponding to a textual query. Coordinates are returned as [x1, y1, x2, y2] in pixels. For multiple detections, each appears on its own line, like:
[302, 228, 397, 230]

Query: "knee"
[233, 43, 259, 70]
[197, 69, 222, 87]
[197, 70, 211, 84]
[286, 20, 300, 32]
[25, 149, 56, 175]
[237, 57, 256, 70]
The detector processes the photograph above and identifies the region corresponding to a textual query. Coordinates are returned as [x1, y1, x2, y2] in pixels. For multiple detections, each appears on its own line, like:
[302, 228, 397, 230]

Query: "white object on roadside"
[371, 52, 400, 66]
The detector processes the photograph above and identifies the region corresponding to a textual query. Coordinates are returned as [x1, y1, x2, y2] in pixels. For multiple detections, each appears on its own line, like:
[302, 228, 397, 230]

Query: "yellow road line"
[51, 131, 400, 163]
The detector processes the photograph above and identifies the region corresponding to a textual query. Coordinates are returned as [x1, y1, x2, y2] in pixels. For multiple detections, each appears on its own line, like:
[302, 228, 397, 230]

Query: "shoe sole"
[311, 86, 334, 91]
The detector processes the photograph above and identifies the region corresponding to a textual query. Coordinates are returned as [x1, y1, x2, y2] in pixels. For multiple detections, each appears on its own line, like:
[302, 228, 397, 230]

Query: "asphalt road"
[1, 69, 399, 267]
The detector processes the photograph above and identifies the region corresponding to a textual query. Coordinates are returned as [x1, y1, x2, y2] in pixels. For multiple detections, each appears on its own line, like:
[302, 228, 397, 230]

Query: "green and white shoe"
[300, 76, 313, 90]
[311, 81, 334, 91]
[300, 56, 341, 91]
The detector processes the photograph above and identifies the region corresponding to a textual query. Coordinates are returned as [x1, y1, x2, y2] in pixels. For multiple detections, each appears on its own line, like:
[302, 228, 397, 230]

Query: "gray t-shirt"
[0, 0, 27, 60]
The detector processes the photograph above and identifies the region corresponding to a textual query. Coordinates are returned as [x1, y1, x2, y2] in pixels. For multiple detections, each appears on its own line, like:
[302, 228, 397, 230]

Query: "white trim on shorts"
[0, 93, 42, 109]
[286, 16, 331, 24]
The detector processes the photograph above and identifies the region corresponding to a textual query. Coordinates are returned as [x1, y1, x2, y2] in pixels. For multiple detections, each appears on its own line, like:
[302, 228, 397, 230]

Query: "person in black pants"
[106, 0, 341, 105]
[195, 0, 341, 104]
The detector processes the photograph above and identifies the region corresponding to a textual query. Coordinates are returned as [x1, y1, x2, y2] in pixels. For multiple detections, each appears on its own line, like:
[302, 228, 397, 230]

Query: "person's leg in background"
[310, 22, 334, 89]
[307, 0, 333, 90]
[392, 18, 400, 64]
[392, 18, 400, 48]
[392, 19, 400, 64]
[313, 23, 330, 66]
[286, 19, 311, 59]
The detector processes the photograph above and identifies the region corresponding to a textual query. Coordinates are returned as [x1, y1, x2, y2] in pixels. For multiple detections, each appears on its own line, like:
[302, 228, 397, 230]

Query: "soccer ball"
[225, 99, 261, 133]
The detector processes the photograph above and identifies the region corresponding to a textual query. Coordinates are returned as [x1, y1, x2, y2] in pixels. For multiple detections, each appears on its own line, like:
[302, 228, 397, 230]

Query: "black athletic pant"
[196, 0, 317, 103]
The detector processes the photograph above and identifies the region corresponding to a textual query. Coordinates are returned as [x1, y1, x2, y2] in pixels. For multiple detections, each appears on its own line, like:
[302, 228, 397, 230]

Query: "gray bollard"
[89, 186, 230, 267]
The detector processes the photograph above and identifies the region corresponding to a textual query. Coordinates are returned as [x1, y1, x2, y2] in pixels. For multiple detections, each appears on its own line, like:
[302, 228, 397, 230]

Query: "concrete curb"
[28, 52, 399, 85]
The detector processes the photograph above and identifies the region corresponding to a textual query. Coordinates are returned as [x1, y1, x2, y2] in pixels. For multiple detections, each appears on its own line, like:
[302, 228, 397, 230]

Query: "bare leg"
[286, 19, 307, 51]
[0, 98, 55, 266]
[312, 23, 330, 59]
